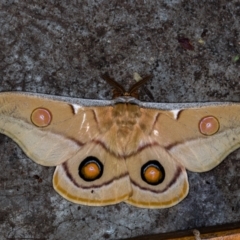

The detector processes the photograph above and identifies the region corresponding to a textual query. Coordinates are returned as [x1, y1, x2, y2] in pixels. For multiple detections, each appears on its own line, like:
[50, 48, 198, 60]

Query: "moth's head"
[101, 73, 152, 99]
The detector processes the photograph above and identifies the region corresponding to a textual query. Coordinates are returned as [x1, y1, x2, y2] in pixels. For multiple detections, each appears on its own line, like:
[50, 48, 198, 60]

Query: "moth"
[1, 74, 240, 209]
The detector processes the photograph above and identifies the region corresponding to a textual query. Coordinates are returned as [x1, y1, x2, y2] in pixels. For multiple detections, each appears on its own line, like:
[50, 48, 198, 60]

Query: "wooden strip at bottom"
[121, 221, 240, 240]
[192, 229, 240, 240]
[209, 233, 240, 240]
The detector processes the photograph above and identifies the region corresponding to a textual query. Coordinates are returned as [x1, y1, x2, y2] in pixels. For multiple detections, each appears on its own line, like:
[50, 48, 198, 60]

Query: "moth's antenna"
[101, 73, 126, 94]
[101, 73, 153, 99]
[129, 75, 153, 94]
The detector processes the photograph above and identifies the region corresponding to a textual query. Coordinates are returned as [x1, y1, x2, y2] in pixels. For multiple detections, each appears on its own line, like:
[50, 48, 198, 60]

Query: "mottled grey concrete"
[0, 0, 240, 239]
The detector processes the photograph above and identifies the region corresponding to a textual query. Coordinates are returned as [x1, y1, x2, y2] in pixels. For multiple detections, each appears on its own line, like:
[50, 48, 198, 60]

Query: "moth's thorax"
[93, 103, 157, 157]
[112, 103, 141, 132]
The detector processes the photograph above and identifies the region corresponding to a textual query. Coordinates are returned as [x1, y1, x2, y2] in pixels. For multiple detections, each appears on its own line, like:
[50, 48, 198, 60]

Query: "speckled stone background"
[0, 0, 240, 239]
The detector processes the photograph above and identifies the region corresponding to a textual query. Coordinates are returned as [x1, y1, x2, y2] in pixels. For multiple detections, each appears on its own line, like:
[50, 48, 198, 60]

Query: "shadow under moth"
[1, 74, 240, 208]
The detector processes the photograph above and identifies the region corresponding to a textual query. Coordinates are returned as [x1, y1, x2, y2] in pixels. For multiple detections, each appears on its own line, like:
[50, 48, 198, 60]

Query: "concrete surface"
[0, 0, 240, 239]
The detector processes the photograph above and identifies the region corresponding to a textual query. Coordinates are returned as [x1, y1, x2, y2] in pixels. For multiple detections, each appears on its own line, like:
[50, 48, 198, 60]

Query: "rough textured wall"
[0, 0, 240, 239]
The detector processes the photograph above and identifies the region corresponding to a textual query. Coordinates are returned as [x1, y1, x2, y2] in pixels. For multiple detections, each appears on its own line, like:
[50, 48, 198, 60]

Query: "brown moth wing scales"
[0, 93, 85, 166]
[150, 105, 240, 172]
[125, 146, 189, 208]
[53, 143, 132, 206]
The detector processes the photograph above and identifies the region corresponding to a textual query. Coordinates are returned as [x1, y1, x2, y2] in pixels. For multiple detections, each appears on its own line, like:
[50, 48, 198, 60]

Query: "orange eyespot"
[199, 116, 219, 136]
[79, 156, 103, 182]
[144, 166, 163, 184]
[141, 160, 165, 185]
[31, 108, 52, 127]
[81, 162, 101, 180]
